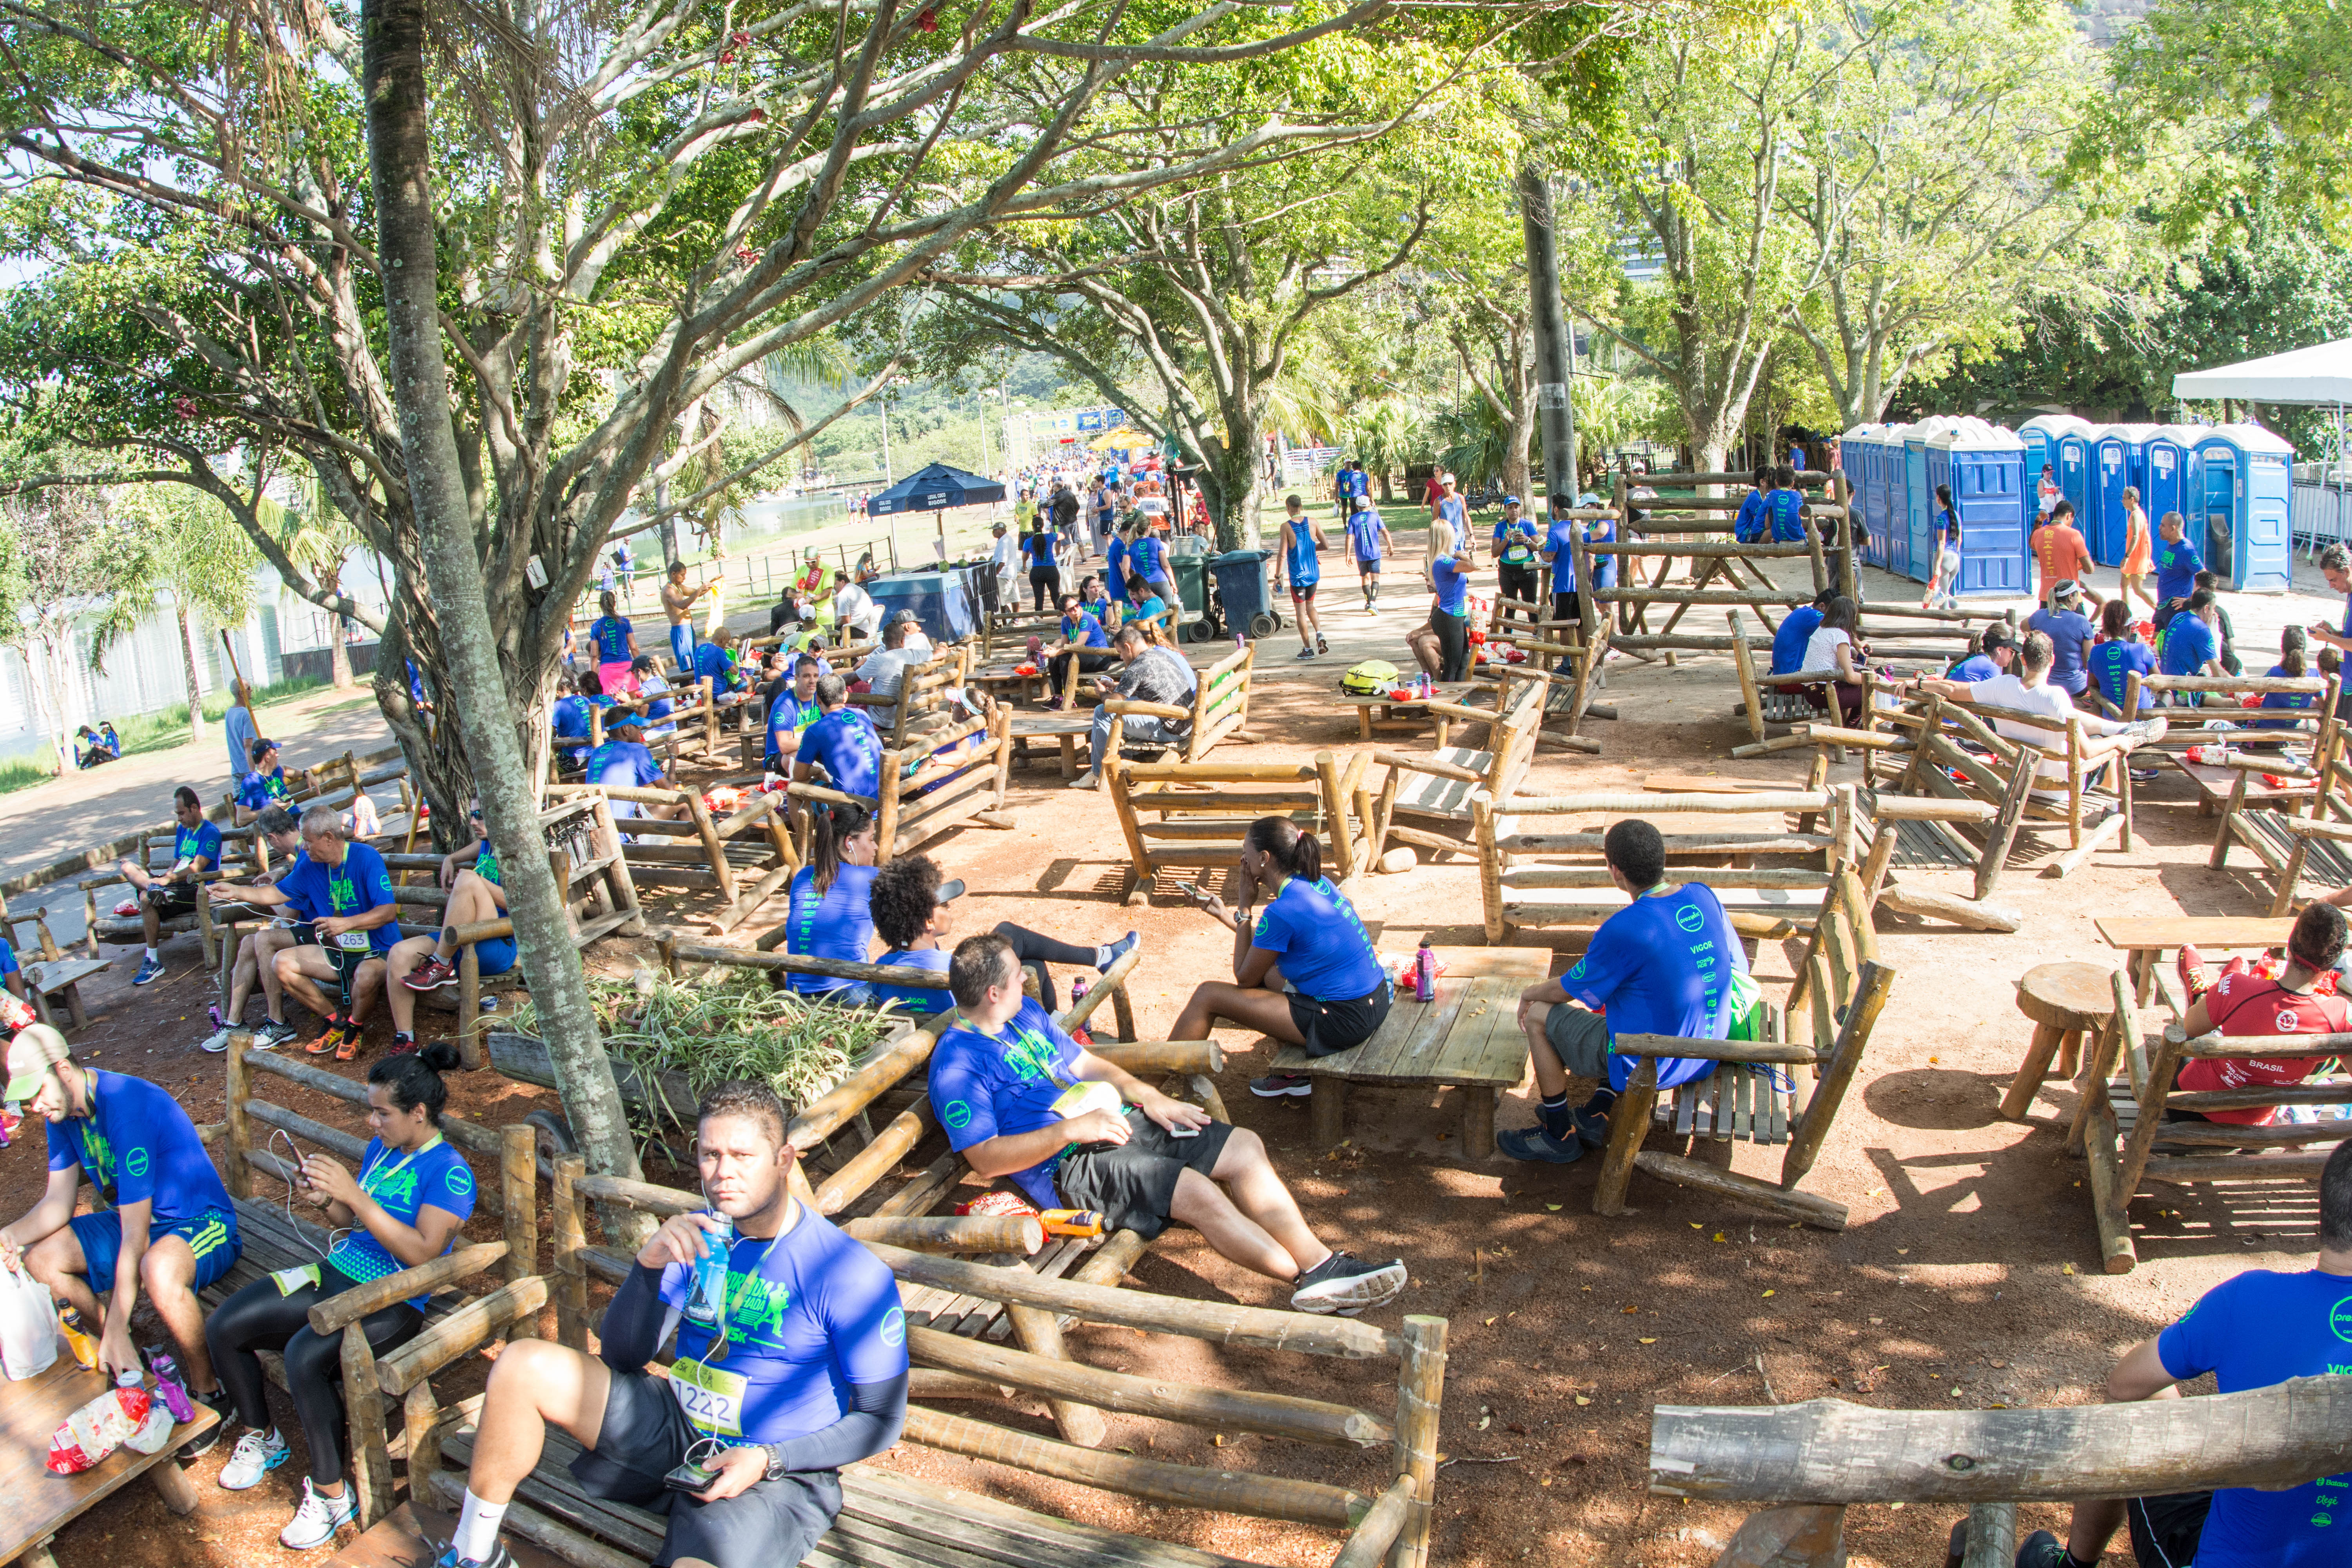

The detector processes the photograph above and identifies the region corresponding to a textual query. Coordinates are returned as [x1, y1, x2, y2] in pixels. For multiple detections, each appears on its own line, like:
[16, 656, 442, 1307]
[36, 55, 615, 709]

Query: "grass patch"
[0, 757, 57, 797]
[115, 675, 332, 758]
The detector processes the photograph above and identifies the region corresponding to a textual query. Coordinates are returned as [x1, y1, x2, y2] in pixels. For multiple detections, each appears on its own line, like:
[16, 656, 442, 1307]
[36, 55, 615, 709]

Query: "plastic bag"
[47, 1384, 156, 1474]
[0, 1261, 58, 1382]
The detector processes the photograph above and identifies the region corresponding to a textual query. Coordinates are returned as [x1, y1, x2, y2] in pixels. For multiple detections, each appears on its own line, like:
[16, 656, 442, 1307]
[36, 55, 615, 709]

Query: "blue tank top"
[1284, 518, 1319, 586]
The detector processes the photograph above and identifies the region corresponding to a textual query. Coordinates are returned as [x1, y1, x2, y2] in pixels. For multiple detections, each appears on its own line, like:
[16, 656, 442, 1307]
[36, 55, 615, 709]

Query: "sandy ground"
[6, 528, 2338, 1568]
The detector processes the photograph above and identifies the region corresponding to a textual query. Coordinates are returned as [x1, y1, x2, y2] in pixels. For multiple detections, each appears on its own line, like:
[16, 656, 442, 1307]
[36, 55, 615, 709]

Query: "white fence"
[2293, 479, 2352, 550]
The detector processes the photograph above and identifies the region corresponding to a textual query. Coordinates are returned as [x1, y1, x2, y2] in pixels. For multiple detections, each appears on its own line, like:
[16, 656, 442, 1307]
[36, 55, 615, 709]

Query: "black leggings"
[1552, 590, 1578, 629]
[1029, 568, 1061, 612]
[205, 1262, 424, 1485]
[996, 920, 1096, 1011]
[1498, 563, 1539, 617]
[1430, 608, 1470, 682]
[1047, 647, 1119, 700]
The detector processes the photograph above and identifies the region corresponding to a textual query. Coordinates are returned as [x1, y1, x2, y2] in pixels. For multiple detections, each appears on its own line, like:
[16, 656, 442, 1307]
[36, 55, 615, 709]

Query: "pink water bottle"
[1414, 939, 1436, 1002]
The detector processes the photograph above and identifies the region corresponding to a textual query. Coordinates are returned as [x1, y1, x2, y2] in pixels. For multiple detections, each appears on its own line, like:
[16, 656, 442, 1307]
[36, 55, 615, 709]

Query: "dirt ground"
[5, 563, 2316, 1568]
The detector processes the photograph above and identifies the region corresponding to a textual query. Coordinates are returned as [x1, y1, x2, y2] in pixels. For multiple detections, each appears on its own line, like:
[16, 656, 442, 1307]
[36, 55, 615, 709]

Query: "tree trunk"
[1377, 467, 1396, 505]
[174, 603, 206, 744]
[1502, 403, 1534, 505]
[363, 0, 644, 1195]
[27, 632, 71, 775]
[330, 619, 354, 690]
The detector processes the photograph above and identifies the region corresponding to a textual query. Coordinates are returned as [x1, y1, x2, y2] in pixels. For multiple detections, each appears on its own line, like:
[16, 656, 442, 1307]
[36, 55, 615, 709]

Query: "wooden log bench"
[214, 1034, 544, 1531]
[1107, 751, 1377, 906]
[390, 1160, 1448, 1568]
[1367, 673, 1550, 865]
[1266, 948, 1549, 1157]
[5, 907, 109, 1032]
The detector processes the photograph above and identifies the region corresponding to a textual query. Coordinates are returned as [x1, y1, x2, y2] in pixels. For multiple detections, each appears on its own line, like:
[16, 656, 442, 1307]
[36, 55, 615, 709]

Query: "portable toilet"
[2018, 414, 2093, 530]
[2090, 424, 2158, 566]
[2140, 425, 2197, 532]
[1897, 417, 1957, 584]
[1839, 424, 1889, 568]
[2190, 424, 2296, 593]
[1925, 423, 2029, 595]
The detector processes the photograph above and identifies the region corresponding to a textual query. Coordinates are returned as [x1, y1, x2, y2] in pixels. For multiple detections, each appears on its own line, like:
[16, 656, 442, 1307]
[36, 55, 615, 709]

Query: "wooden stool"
[2004, 961, 2118, 1121]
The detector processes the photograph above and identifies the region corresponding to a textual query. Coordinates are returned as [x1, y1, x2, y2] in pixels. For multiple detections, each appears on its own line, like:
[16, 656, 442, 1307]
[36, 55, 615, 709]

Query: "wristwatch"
[760, 1443, 789, 1482]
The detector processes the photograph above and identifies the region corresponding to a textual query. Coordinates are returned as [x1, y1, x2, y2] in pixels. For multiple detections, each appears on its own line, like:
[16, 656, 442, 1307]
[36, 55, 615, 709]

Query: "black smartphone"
[663, 1457, 719, 1493]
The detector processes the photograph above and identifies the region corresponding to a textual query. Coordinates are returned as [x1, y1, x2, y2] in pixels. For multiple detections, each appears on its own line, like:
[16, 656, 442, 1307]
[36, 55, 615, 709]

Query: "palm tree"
[261, 479, 364, 689]
[1344, 397, 1428, 504]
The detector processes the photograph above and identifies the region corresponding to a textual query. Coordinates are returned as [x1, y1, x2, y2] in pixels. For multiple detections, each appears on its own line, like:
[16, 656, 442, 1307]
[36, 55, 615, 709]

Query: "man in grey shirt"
[1073, 626, 1194, 788]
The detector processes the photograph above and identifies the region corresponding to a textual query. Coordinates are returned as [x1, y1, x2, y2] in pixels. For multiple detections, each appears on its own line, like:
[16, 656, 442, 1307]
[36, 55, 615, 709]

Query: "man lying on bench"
[929, 932, 1408, 1316]
[436, 1080, 908, 1568]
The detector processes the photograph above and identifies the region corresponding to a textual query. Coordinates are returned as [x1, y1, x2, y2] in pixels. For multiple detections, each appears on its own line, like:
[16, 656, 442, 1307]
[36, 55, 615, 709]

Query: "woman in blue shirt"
[1170, 816, 1389, 1098]
[2250, 626, 2318, 739]
[1406, 550, 1474, 682]
[1125, 527, 1174, 609]
[1924, 483, 1961, 610]
[1022, 524, 1061, 613]
[783, 802, 880, 1002]
[1046, 593, 1118, 702]
[588, 590, 639, 696]
[203, 1045, 477, 1548]
[2086, 599, 2156, 714]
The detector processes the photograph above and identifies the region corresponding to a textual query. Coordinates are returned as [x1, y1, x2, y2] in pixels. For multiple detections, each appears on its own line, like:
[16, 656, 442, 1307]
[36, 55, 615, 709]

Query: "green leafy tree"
[108, 488, 261, 745]
[0, 485, 150, 772]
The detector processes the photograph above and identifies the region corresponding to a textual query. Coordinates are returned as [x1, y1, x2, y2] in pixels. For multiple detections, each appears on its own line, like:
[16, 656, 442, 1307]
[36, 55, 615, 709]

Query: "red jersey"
[2031, 523, 2093, 592]
[2176, 969, 2347, 1125]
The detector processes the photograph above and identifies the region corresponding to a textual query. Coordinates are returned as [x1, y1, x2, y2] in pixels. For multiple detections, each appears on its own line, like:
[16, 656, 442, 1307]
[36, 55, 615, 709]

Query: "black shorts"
[147, 882, 200, 918]
[1287, 982, 1393, 1058]
[1054, 1109, 1236, 1241]
[1289, 582, 1317, 603]
[2126, 1491, 2208, 1567]
[572, 1369, 843, 1568]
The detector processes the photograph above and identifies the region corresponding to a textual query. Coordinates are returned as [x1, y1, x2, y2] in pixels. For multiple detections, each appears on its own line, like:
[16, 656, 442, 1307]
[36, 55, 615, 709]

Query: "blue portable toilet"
[1926, 421, 2029, 595]
[1865, 425, 1903, 571]
[1898, 417, 1960, 584]
[1839, 423, 1889, 568]
[2018, 414, 2093, 532]
[2054, 427, 2095, 537]
[2141, 425, 2196, 531]
[2090, 424, 2158, 566]
[2190, 424, 2296, 593]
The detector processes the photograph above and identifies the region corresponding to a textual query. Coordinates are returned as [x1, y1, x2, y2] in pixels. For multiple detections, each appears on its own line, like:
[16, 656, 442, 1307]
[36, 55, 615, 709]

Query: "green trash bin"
[1170, 554, 1210, 641]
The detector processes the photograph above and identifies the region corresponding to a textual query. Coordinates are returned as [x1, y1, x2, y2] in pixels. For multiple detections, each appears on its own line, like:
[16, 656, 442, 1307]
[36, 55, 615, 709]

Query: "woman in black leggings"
[204, 1044, 478, 1550]
[1024, 525, 1062, 612]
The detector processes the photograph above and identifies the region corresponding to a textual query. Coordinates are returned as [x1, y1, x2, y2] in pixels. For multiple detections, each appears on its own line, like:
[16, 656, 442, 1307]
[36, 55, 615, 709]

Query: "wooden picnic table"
[1268, 947, 1552, 1158]
[2176, 756, 2315, 816]
[4, 1347, 219, 1566]
[973, 663, 1047, 708]
[2095, 915, 2296, 1006]
[1007, 713, 1091, 778]
[1341, 681, 1482, 745]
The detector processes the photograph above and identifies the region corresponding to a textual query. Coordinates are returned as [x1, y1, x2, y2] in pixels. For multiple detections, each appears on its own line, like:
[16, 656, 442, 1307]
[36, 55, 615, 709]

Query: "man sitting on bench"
[1, 1023, 238, 1450]
[1070, 622, 1193, 791]
[387, 805, 515, 1056]
[434, 1081, 909, 1568]
[242, 806, 402, 1060]
[1914, 629, 2151, 800]
[929, 932, 1407, 1315]
[120, 784, 221, 987]
[197, 804, 309, 1053]
[1499, 819, 1735, 1165]
[2011, 1138, 2352, 1568]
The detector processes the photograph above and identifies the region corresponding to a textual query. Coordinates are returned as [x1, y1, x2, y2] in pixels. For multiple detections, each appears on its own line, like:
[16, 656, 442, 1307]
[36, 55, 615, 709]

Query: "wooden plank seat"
[212, 1034, 544, 1532]
[788, 707, 1015, 866]
[6, 907, 108, 1032]
[1266, 949, 1548, 1157]
[1006, 712, 1094, 778]
[1368, 672, 1547, 866]
[2218, 806, 2352, 915]
[2094, 914, 2296, 1007]
[1588, 867, 1889, 1231]
[3, 1346, 221, 1567]
[1106, 751, 1377, 906]
[2071, 965, 2352, 1273]
[546, 781, 795, 934]
[1102, 639, 1255, 765]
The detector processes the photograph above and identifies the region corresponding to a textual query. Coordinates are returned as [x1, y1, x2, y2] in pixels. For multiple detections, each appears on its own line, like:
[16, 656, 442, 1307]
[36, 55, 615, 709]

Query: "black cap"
[1981, 624, 2018, 651]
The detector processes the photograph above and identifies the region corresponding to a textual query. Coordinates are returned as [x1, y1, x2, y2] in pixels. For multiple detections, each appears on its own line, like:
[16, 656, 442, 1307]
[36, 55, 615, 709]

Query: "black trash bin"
[1209, 549, 1280, 640]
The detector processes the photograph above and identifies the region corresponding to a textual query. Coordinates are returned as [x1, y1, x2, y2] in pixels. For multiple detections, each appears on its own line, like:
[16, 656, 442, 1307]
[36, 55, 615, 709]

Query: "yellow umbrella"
[1090, 427, 1148, 450]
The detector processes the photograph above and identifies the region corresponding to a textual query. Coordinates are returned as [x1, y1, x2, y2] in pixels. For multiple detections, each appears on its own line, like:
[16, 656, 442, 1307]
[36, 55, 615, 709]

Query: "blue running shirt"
[782, 864, 877, 994]
[798, 709, 883, 800]
[1251, 877, 1383, 1000]
[275, 842, 400, 953]
[1560, 884, 1744, 1091]
[1347, 506, 1384, 563]
[47, 1069, 235, 1224]
[327, 1136, 477, 1308]
[928, 999, 1089, 1210]
[1283, 517, 1320, 588]
[590, 615, 633, 662]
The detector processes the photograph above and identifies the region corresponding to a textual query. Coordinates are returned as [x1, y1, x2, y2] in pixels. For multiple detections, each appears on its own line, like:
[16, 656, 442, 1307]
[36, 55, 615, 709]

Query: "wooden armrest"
[1416, 699, 1495, 725]
[787, 782, 881, 810]
[1104, 699, 1191, 722]
[307, 1241, 508, 1334]
[1378, 754, 1486, 786]
[443, 916, 517, 946]
[1608, 1034, 1824, 1065]
[374, 1275, 551, 1396]
[1331, 1475, 1418, 1568]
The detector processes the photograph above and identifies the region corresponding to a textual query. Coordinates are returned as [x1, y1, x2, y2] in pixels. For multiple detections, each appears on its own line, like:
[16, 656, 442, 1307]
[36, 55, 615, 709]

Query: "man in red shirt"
[2173, 902, 2348, 1126]
[2031, 501, 2102, 610]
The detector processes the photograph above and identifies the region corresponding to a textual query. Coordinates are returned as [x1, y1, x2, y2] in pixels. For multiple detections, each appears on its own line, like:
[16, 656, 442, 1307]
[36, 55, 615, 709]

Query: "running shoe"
[1296, 646, 1316, 660]
[132, 955, 166, 987]
[387, 1034, 419, 1057]
[279, 1477, 359, 1550]
[254, 1019, 296, 1050]
[1497, 1124, 1584, 1164]
[199, 1026, 235, 1054]
[432, 1544, 517, 1568]
[333, 1022, 362, 1062]
[1317, 634, 1330, 655]
[403, 955, 458, 992]
[307, 1016, 354, 1057]
[218, 1427, 290, 1490]
[1100, 931, 1140, 972]
[178, 1385, 232, 1458]
[2012, 1531, 2069, 1568]
[2177, 942, 2207, 1002]
[1250, 1072, 1313, 1098]
[1290, 1252, 1408, 1316]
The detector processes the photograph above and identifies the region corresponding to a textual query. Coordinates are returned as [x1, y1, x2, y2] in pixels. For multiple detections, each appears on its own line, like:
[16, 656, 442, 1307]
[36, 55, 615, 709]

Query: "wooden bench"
[5, 907, 109, 1032]
[1649, 1377, 2352, 1568]
[1105, 751, 1377, 906]
[788, 705, 1014, 866]
[3, 1345, 221, 1568]
[2071, 964, 2352, 1273]
[1102, 639, 1254, 764]
[393, 1161, 1446, 1568]
[1472, 788, 1853, 944]
[1267, 948, 1547, 1157]
[546, 781, 796, 934]
[1367, 672, 1546, 866]
[1340, 681, 1482, 744]
[217, 1034, 545, 1530]
[1589, 866, 1889, 1230]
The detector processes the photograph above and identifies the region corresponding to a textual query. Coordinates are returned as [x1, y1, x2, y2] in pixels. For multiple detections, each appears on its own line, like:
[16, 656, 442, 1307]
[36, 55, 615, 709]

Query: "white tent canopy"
[2173, 338, 2352, 405]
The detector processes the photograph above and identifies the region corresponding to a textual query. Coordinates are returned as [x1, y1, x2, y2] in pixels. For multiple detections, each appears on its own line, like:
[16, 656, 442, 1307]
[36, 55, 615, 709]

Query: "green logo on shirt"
[942, 1100, 972, 1131]
[1675, 904, 1705, 934]
[124, 1148, 149, 1180]
[2330, 1294, 2352, 1345]
[446, 1165, 474, 1198]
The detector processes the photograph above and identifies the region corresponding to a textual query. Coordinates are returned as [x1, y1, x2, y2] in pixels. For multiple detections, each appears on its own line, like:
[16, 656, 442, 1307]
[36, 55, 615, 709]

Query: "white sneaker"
[280, 1477, 359, 1550]
[199, 1026, 235, 1055]
[219, 1426, 290, 1490]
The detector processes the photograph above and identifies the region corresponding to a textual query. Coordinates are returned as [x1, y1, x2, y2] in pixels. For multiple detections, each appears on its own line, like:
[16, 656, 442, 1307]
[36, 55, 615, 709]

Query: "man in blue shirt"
[792, 675, 884, 800]
[927, 932, 1406, 1314]
[1346, 499, 1391, 613]
[1732, 466, 1770, 543]
[119, 784, 223, 986]
[2, 1025, 240, 1443]
[232, 736, 298, 827]
[691, 627, 748, 708]
[2014, 1139, 2352, 1568]
[764, 655, 827, 773]
[2159, 590, 2223, 694]
[1772, 587, 1837, 677]
[2151, 510, 2203, 611]
[1764, 465, 1806, 543]
[436, 1081, 908, 1568]
[1501, 818, 1741, 1164]
[241, 806, 402, 1060]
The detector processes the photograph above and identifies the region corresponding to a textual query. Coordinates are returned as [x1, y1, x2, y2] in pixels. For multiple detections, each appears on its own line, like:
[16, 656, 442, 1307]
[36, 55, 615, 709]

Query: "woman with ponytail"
[2252, 625, 2319, 740]
[782, 802, 881, 1004]
[587, 589, 640, 697]
[1172, 815, 1390, 1098]
[203, 1042, 478, 1549]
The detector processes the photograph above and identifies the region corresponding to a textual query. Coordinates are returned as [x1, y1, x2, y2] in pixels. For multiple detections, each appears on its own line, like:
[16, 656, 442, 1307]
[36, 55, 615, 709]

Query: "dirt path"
[6, 543, 2334, 1568]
